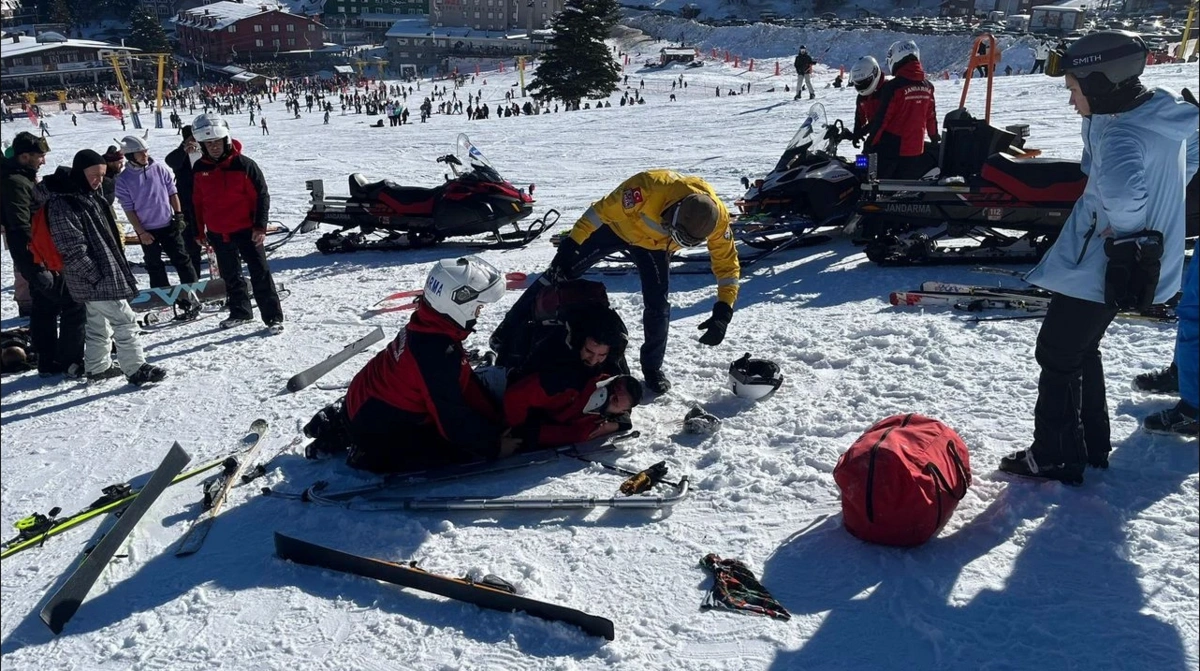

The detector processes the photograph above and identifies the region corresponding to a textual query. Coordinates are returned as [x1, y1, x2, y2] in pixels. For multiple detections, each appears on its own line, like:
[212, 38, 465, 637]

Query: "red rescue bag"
[833, 413, 971, 547]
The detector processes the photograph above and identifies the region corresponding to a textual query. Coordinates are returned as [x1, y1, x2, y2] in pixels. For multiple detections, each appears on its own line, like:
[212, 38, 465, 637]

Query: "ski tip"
[286, 378, 307, 393]
[250, 419, 270, 434]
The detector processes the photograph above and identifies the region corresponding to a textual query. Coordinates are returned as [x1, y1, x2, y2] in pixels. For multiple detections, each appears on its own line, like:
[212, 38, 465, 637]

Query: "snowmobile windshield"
[456, 133, 505, 183]
[774, 104, 829, 171]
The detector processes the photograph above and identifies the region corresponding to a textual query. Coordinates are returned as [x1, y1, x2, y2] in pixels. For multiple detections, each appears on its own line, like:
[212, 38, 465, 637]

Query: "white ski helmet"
[728, 353, 783, 401]
[850, 56, 883, 96]
[423, 256, 505, 329]
[886, 40, 920, 76]
[191, 113, 230, 143]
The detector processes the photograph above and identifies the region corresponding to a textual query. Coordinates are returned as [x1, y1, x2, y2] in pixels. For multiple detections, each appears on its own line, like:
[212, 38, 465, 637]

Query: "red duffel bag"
[833, 413, 971, 547]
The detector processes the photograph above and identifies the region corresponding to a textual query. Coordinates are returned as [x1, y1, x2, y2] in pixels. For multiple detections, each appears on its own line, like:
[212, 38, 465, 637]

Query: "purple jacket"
[114, 158, 177, 231]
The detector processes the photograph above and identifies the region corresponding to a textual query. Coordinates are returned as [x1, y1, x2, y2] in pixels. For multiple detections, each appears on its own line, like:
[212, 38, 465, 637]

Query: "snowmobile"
[302, 134, 558, 254]
[850, 34, 1086, 266]
[734, 102, 861, 253]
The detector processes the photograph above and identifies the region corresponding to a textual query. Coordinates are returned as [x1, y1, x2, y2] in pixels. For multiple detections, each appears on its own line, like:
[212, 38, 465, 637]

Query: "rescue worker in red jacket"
[850, 56, 887, 147]
[343, 256, 516, 473]
[505, 373, 643, 449]
[867, 41, 941, 180]
[190, 113, 284, 333]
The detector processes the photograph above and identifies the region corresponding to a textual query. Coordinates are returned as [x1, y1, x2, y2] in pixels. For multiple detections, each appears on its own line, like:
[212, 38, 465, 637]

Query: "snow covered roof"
[385, 17, 527, 40]
[0, 34, 139, 59]
[175, 1, 292, 31]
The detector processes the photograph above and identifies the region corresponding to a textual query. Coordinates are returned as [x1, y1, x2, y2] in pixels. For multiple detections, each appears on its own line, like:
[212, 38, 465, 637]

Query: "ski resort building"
[174, 1, 326, 64]
[384, 16, 545, 71]
[0, 31, 138, 91]
[429, 0, 563, 34]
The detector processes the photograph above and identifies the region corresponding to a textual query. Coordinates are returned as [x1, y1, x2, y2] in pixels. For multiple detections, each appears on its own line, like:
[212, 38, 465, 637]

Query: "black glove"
[697, 302, 733, 346]
[29, 268, 55, 292]
[170, 212, 187, 232]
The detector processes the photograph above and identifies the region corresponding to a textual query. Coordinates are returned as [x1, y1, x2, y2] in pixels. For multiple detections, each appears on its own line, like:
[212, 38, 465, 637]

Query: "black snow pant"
[1031, 293, 1119, 469]
[1031, 59, 1046, 75]
[345, 397, 483, 474]
[181, 215, 204, 280]
[207, 228, 283, 325]
[29, 274, 86, 374]
[492, 225, 672, 376]
[141, 225, 199, 288]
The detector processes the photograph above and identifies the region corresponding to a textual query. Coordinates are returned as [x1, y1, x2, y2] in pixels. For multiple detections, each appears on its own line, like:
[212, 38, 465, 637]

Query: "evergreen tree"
[49, 0, 74, 27]
[527, 0, 620, 106]
[127, 7, 172, 55]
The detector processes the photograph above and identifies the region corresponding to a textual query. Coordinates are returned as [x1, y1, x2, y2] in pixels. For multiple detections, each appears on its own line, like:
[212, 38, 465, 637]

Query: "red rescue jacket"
[868, 62, 938, 158]
[345, 303, 502, 455]
[504, 369, 611, 448]
[852, 77, 888, 141]
[191, 139, 271, 239]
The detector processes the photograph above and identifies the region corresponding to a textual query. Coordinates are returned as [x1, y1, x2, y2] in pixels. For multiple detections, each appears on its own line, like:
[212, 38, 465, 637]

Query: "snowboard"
[287, 327, 385, 392]
[40, 442, 190, 634]
[129, 278, 288, 313]
[274, 533, 615, 640]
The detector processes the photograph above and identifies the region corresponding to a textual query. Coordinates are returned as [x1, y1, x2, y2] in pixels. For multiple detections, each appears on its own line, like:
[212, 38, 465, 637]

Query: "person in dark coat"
[794, 46, 816, 100]
[164, 125, 205, 276]
[1, 132, 85, 377]
[868, 40, 941, 180]
[44, 149, 165, 385]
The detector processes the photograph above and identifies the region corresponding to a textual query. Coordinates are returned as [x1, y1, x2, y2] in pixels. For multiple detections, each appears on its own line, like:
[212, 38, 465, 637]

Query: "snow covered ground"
[1, 35, 1197, 671]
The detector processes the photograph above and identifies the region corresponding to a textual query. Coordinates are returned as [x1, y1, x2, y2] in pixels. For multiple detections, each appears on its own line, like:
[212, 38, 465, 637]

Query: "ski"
[313, 476, 690, 511]
[274, 431, 640, 504]
[175, 419, 269, 557]
[889, 291, 1048, 311]
[273, 533, 615, 640]
[2, 453, 235, 560]
[287, 327, 385, 392]
[40, 442, 190, 634]
[918, 281, 1050, 298]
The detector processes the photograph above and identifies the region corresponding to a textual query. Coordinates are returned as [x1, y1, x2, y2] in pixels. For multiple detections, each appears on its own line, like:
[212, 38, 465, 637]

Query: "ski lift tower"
[108, 52, 173, 130]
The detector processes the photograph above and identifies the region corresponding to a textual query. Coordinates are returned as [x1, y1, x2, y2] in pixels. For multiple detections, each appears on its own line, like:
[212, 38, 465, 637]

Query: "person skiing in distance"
[342, 256, 514, 473]
[43, 149, 165, 385]
[490, 170, 738, 394]
[190, 113, 284, 334]
[1, 132, 85, 377]
[866, 40, 940, 180]
[850, 56, 887, 148]
[999, 31, 1199, 482]
[794, 46, 816, 101]
[164, 125, 205, 275]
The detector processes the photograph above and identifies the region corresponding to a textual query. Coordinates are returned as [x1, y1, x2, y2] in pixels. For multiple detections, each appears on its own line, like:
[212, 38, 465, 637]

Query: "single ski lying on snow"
[319, 476, 690, 511]
[889, 291, 1048, 312]
[175, 419, 269, 557]
[40, 442, 190, 634]
[364, 273, 528, 316]
[2, 453, 235, 560]
[277, 431, 640, 504]
[273, 533, 615, 640]
[287, 327, 385, 392]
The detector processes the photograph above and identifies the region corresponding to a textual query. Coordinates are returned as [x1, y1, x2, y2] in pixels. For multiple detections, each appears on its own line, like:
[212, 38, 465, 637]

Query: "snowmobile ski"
[274, 532, 615, 640]
[40, 442, 190, 634]
[287, 328, 385, 392]
[175, 419, 269, 557]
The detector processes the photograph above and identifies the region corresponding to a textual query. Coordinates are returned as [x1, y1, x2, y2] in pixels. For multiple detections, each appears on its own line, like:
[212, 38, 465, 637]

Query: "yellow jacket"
[568, 170, 740, 306]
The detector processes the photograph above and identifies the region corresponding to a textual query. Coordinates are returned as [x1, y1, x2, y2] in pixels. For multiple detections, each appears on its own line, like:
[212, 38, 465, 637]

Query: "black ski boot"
[127, 363, 167, 386]
[1143, 401, 1199, 437]
[644, 369, 671, 395]
[1132, 363, 1178, 394]
[998, 449, 1084, 486]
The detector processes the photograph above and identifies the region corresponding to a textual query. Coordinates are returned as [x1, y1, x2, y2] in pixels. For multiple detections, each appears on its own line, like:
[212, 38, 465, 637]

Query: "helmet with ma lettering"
[886, 40, 920, 76]
[423, 256, 505, 329]
[850, 56, 883, 96]
[1052, 30, 1147, 89]
[191, 113, 230, 142]
[728, 353, 783, 400]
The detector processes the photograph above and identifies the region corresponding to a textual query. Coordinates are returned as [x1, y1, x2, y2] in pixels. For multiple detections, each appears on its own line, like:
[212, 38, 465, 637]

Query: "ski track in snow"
[1, 31, 1197, 671]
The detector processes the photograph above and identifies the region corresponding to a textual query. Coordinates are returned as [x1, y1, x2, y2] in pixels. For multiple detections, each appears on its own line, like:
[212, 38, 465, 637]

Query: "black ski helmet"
[728, 353, 783, 400]
[1053, 30, 1147, 94]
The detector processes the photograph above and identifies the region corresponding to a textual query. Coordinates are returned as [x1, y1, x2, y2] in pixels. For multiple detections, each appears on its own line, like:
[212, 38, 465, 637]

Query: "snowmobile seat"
[939, 108, 1022, 179]
[981, 154, 1085, 204]
[349, 173, 440, 212]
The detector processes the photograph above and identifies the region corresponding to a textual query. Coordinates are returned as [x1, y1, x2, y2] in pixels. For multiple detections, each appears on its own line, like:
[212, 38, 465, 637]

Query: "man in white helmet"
[850, 56, 887, 147]
[866, 40, 940, 180]
[341, 256, 519, 473]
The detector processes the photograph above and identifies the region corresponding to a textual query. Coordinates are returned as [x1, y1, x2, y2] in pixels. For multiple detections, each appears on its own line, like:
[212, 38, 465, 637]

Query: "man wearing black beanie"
[43, 148, 166, 386]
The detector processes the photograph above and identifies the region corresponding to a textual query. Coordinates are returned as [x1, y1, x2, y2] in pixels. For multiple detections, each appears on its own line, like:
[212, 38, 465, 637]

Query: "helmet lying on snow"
[424, 256, 505, 329]
[728, 353, 783, 400]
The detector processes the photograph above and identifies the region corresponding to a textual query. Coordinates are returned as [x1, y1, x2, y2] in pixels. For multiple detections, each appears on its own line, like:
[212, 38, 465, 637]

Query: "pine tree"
[127, 7, 172, 55]
[49, 0, 74, 27]
[527, 0, 620, 106]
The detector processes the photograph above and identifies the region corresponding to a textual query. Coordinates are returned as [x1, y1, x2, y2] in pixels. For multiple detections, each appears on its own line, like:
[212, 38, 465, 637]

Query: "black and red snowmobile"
[302, 134, 558, 254]
[851, 34, 1085, 266]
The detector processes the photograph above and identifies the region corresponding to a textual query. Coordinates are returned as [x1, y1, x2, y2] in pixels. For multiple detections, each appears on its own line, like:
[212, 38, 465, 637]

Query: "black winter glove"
[170, 212, 187, 232]
[29, 268, 55, 292]
[698, 302, 734, 347]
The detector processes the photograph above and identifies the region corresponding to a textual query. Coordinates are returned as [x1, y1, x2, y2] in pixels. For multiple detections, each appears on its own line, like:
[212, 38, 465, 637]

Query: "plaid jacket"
[43, 171, 137, 303]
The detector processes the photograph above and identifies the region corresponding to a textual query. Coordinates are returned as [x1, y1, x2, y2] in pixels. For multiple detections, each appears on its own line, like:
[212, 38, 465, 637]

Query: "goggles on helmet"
[668, 205, 706, 248]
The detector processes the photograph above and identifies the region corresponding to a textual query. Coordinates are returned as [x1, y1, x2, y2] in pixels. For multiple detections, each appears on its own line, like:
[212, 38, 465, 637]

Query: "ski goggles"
[1044, 48, 1069, 77]
[667, 206, 706, 248]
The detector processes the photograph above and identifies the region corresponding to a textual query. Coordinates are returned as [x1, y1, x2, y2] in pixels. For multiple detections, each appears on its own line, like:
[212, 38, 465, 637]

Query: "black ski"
[40, 442, 190, 634]
[274, 533, 615, 640]
[287, 327, 385, 392]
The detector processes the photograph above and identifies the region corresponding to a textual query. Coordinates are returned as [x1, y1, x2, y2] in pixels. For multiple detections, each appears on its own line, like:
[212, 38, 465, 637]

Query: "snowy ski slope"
[1, 34, 1197, 671]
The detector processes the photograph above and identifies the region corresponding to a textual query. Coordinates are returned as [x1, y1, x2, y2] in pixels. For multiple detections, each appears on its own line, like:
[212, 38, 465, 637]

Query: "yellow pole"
[155, 54, 166, 114]
[109, 54, 135, 113]
[517, 55, 526, 97]
[1178, 1, 1196, 61]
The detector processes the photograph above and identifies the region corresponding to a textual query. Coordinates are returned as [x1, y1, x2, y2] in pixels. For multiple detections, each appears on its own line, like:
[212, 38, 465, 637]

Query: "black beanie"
[72, 149, 105, 172]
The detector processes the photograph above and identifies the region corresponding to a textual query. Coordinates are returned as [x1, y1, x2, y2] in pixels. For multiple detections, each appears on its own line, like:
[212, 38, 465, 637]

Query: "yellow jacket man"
[492, 170, 739, 393]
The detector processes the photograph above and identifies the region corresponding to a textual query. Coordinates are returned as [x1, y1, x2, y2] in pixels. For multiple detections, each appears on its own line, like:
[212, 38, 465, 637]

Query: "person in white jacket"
[1000, 31, 1199, 484]
[1031, 41, 1050, 74]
